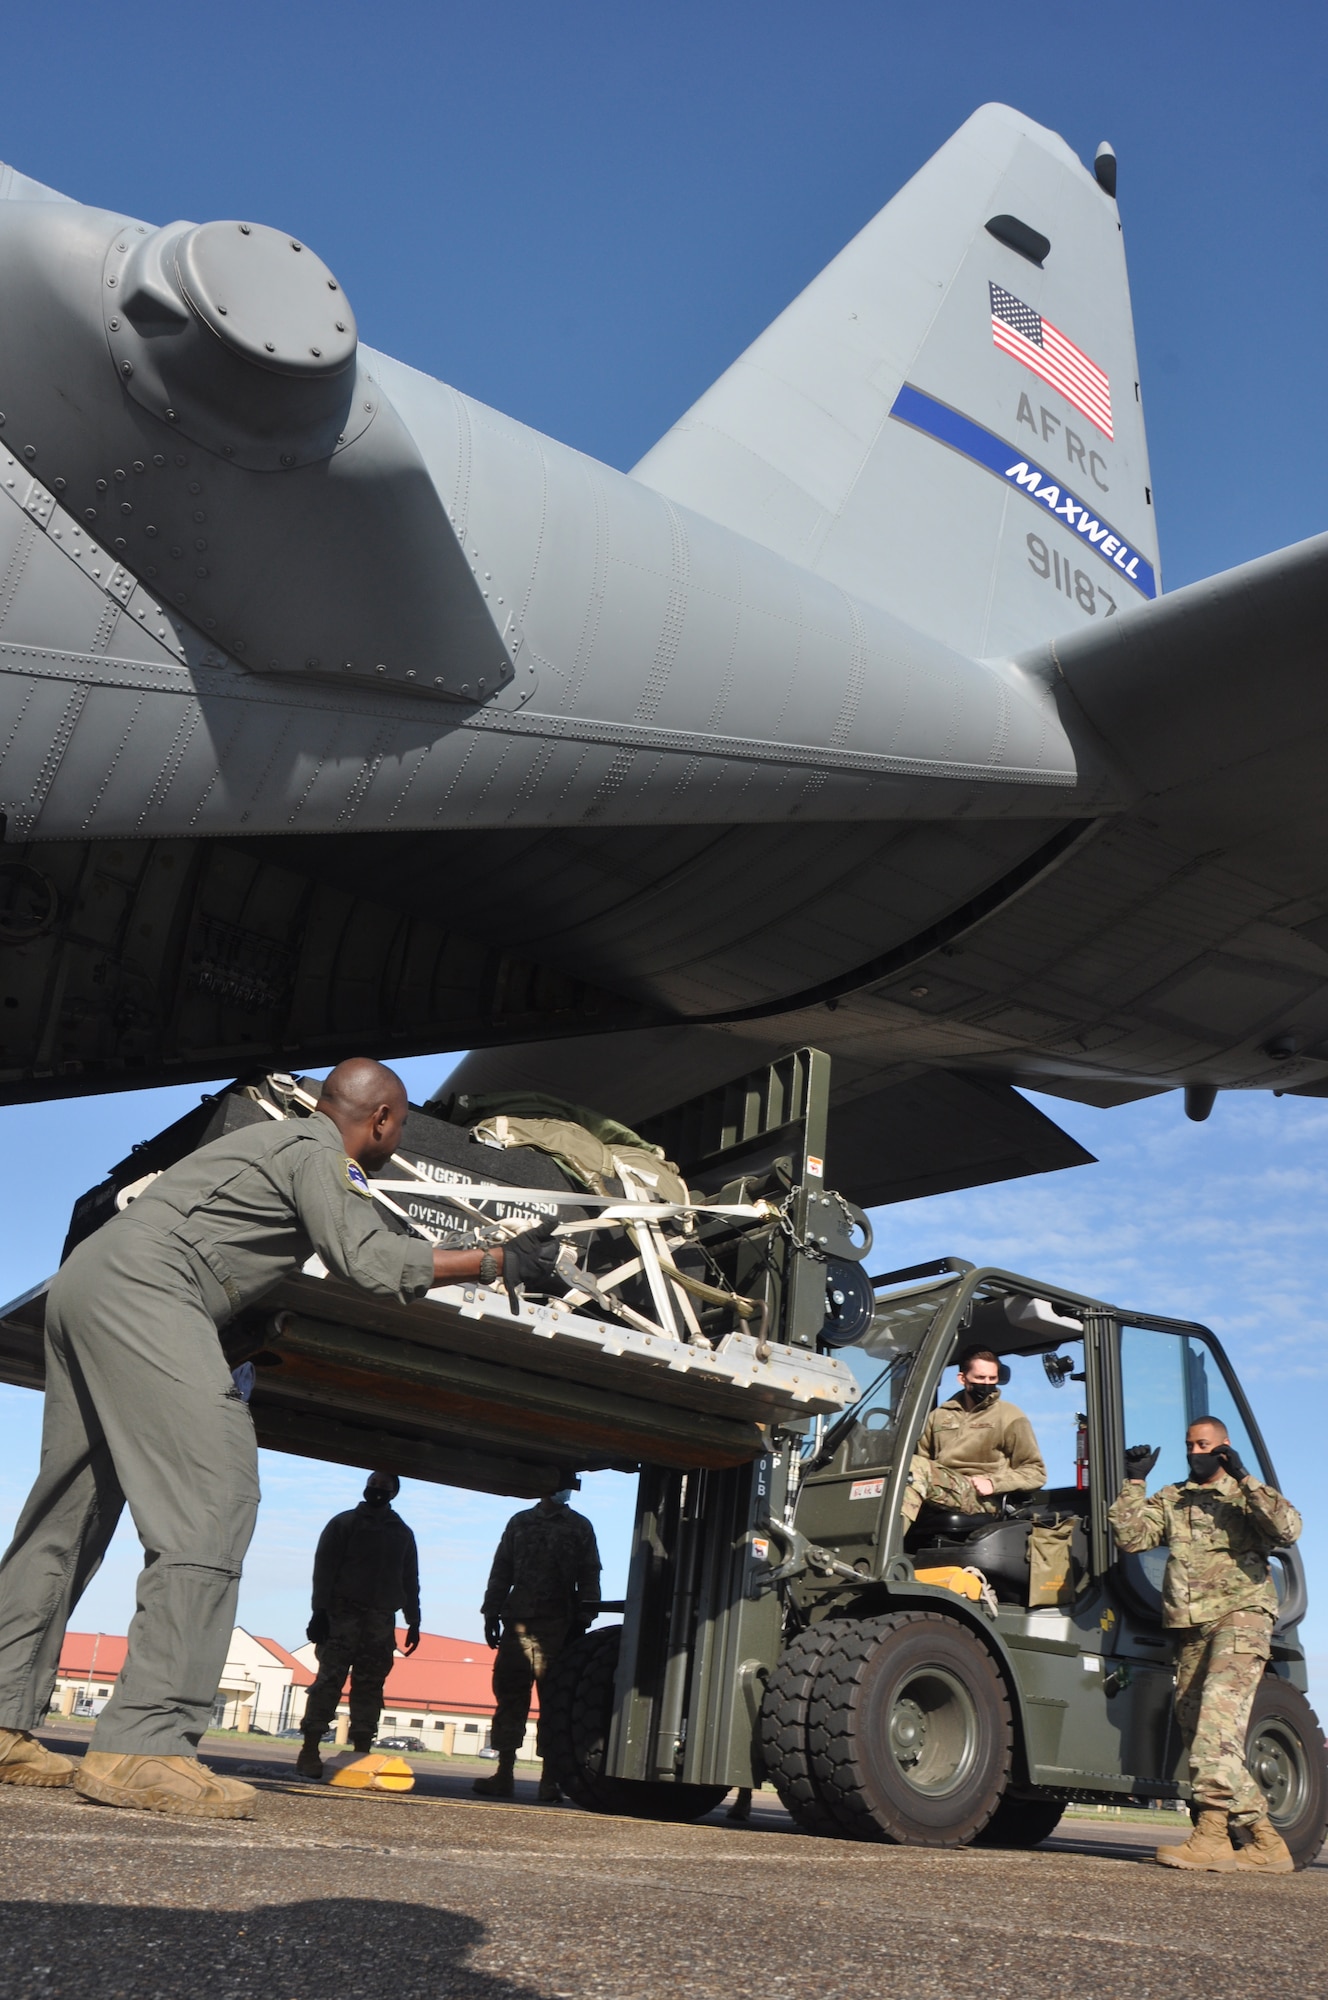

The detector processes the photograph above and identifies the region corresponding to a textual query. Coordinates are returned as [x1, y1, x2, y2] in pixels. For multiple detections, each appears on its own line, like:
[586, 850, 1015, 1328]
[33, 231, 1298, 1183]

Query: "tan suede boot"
[472, 1755, 515, 1798]
[75, 1752, 256, 1819]
[1234, 1817, 1295, 1873]
[0, 1728, 75, 1788]
[1155, 1807, 1239, 1871]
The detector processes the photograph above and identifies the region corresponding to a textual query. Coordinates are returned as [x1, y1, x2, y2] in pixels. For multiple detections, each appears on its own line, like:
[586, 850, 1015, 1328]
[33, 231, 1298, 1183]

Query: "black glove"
[484, 1617, 502, 1649]
[306, 1608, 330, 1645]
[402, 1624, 421, 1655]
[1124, 1444, 1159, 1481]
[1213, 1442, 1249, 1482]
[502, 1217, 562, 1310]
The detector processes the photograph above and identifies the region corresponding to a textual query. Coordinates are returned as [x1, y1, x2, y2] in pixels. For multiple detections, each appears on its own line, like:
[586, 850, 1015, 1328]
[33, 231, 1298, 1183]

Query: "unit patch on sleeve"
[344, 1158, 373, 1198]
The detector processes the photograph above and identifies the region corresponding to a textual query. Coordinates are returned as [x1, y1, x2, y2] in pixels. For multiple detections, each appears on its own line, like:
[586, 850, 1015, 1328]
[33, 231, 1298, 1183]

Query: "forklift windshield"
[823, 1281, 956, 1472]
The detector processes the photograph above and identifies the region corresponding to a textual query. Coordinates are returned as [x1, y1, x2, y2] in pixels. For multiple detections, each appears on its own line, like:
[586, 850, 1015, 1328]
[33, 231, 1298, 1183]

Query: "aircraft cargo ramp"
[0, 1052, 862, 1498]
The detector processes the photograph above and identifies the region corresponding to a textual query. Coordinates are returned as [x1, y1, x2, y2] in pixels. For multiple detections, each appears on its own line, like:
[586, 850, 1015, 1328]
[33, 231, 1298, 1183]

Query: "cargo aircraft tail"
[633, 102, 1160, 662]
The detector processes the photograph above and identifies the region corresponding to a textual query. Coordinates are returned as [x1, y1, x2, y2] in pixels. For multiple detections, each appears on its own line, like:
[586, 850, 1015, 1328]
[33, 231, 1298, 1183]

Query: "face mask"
[550, 1489, 574, 1506]
[1187, 1450, 1222, 1482]
[964, 1384, 999, 1409]
[363, 1486, 392, 1508]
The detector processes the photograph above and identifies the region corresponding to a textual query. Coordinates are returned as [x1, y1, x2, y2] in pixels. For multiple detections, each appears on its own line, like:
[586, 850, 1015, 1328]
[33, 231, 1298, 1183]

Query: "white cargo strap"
[252, 1075, 773, 1348]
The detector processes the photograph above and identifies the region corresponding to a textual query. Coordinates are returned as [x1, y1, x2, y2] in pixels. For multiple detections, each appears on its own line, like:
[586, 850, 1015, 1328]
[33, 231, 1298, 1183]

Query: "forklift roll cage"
[602, 1255, 1309, 1806]
[802, 1256, 1301, 1613]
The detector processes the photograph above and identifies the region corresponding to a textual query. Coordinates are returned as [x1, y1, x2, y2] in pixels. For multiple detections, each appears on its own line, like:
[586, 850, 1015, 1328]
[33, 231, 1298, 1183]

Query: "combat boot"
[1234, 1817, 1295, 1873]
[0, 1727, 75, 1788]
[295, 1736, 324, 1780]
[472, 1754, 515, 1799]
[75, 1753, 256, 1819]
[1155, 1807, 1239, 1871]
[536, 1763, 562, 1803]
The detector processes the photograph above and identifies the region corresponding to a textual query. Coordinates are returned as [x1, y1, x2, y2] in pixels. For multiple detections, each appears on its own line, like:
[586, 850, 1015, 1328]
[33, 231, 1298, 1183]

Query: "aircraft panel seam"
[0, 641, 1075, 789]
[14, 684, 89, 835]
[0, 678, 35, 786]
[458, 708, 1070, 786]
[0, 517, 36, 635]
[631, 500, 689, 728]
[562, 462, 609, 716]
[134, 705, 199, 828]
[188, 704, 248, 826]
[285, 714, 348, 827]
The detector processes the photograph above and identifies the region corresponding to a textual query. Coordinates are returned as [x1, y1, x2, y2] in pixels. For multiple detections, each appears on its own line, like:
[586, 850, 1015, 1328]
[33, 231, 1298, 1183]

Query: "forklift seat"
[905, 1507, 1089, 1605]
[909, 1499, 1041, 1537]
[907, 1516, 1035, 1600]
[910, 1508, 1001, 1537]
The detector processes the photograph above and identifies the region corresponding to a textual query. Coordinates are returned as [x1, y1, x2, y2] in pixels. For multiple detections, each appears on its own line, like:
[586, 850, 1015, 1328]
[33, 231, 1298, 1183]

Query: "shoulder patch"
[344, 1158, 373, 1198]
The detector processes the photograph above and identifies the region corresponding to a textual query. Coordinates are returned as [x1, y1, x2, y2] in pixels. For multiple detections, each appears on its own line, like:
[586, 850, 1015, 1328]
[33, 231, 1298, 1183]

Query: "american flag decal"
[990, 284, 1113, 440]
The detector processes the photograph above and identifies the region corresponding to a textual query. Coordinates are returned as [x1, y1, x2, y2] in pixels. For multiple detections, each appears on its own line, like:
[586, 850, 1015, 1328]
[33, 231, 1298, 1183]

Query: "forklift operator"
[0, 1056, 561, 1823]
[901, 1345, 1046, 1525]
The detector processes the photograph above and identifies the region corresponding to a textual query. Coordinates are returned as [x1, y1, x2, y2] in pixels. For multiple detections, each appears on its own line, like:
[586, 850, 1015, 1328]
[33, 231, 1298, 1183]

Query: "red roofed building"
[290, 1629, 530, 1756]
[255, 1635, 316, 1683]
[52, 1628, 317, 1733]
[213, 1629, 316, 1733]
[50, 1627, 528, 1756]
[49, 1631, 128, 1717]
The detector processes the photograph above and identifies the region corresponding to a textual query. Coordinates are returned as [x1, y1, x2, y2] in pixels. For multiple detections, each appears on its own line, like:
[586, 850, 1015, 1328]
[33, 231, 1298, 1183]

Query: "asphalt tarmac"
[0, 1731, 1322, 2000]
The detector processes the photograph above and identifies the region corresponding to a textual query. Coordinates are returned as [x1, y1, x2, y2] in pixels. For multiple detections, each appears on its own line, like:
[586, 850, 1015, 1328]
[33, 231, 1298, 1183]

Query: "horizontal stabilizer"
[825, 1069, 1094, 1207]
[435, 1033, 1093, 1208]
[432, 1029, 775, 1127]
[1046, 527, 1328, 804]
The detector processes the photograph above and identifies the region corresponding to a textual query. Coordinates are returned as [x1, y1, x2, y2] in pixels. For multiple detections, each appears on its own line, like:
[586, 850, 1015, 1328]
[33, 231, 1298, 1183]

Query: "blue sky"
[2, 2, 1327, 1710]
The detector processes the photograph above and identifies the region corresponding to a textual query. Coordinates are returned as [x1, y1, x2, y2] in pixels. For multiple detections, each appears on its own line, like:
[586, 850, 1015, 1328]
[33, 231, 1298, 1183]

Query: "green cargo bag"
[1028, 1517, 1077, 1608]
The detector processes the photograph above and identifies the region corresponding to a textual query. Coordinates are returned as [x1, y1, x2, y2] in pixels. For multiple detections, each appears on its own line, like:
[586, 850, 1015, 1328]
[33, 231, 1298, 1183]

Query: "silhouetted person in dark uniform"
[298, 1470, 421, 1778]
[474, 1490, 600, 1802]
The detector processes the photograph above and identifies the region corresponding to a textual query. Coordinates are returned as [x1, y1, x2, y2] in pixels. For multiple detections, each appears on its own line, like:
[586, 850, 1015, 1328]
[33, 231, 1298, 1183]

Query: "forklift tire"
[971, 1794, 1065, 1847]
[758, 1622, 851, 1837]
[808, 1610, 1013, 1845]
[1246, 1673, 1328, 1869]
[542, 1625, 728, 1824]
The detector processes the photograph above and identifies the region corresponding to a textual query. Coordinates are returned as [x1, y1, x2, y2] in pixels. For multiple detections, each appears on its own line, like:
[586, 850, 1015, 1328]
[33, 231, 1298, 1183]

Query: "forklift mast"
[607, 1047, 870, 1790]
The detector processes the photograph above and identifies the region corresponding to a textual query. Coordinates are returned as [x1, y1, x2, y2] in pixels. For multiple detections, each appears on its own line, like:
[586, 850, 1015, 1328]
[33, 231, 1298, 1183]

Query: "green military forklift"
[542, 1066, 1328, 1866]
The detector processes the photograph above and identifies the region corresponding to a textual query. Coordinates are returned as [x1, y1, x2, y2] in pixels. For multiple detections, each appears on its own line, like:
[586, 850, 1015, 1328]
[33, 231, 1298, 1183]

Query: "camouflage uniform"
[1109, 1469, 1301, 1824]
[902, 1391, 1046, 1525]
[482, 1503, 601, 1757]
[301, 1501, 420, 1744]
[303, 1602, 399, 1743]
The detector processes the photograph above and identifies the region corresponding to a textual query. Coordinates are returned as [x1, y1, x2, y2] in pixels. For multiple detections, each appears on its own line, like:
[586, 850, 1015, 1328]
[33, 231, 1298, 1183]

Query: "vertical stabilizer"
[633, 105, 1158, 661]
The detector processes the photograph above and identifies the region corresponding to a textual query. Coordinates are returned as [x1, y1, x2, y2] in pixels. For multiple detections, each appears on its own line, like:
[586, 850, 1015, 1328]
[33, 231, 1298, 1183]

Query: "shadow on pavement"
[0, 1897, 545, 2000]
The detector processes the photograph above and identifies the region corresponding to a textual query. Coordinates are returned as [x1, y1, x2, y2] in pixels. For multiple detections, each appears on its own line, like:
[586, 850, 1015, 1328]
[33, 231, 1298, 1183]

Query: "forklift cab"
[800, 1258, 1306, 1638]
[782, 1259, 1320, 1859]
